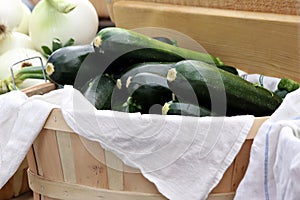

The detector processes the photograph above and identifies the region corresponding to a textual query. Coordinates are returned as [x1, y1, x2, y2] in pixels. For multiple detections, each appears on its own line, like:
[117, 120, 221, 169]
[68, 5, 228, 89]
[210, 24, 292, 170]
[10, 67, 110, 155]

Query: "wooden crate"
[0, 83, 56, 200]
[26, 108, 268, 200]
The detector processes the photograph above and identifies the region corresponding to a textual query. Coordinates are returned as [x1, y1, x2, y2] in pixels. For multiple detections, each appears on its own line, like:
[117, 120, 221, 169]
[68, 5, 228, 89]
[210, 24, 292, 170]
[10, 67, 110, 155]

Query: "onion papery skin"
[29, 0, 99, 52]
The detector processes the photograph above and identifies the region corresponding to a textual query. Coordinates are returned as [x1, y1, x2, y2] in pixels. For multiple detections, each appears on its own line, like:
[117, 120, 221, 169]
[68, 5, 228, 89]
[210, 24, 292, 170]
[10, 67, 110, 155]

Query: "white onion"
[0, 0, 23, 39]
[29, 0, 99, 52]
[15, 2, 31, 35]
[0, 48, 46, 89]
[0, 32, 34, 55]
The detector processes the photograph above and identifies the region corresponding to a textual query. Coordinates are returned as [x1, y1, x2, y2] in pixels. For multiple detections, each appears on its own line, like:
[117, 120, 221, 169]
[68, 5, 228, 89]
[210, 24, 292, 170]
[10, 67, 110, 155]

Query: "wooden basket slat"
[123, 166, 162, 194]
[70, 133, 109, 189]
[56, 131, 77, 184]
[211, 163, 234, 193]
[33, 130, 61, 179]
[104, 151, 124, 191]
[231, 140, 253, 191]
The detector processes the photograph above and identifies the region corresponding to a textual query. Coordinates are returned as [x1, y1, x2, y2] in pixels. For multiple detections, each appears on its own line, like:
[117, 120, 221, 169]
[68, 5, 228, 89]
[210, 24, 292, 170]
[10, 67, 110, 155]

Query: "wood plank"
[207, 192, 235, 200]
[56, 131, 76, 183]
[89, 0, 110, 18]
[22, 83, 56, 97]
[32, 129, 64, 200]
[211, 162, 234, 193]
[108, 0, 299, 21]
[113, 1, 300, 82]
[27, 170, 166, 200]
[26, 148, 40, 200]
[43, 109, 73, 133]
[231, 139, 253, 191]
[26, 148, 38, 179]
[12, 160, 29, 196]
[104, 151, 124, 191]
[123, 165, 161, 194]
[71, 134, 109, 189]
[246, 117, 269, 139]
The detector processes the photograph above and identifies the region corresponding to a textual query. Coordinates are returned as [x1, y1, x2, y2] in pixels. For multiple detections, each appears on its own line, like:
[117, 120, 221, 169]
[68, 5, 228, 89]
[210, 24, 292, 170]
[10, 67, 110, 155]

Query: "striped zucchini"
[167, 60, 283, 116]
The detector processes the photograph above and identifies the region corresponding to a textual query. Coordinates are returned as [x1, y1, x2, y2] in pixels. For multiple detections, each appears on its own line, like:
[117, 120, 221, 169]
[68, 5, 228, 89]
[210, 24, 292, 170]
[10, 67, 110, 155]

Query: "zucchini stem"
[46, 63, 55, 76]
[167, 68, 177, 82]
[93, 36, 102, 48]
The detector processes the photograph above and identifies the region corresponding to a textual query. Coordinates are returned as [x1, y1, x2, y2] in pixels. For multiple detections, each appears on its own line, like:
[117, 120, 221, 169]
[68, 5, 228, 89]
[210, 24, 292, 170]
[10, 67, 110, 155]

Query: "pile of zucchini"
[41, 27, 299, 117]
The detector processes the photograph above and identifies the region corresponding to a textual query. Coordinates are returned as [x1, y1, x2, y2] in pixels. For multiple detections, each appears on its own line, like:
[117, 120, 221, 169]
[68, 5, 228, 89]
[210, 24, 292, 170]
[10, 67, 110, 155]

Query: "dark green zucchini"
[94, 27, 222, 64]
[45, 44, 95, 86]
[112, 97, 142, 113]
[123, 72, 175, 114]
[92, 27, 235, 78]
[118, 62, 175, 88]
[162, 101, 214, 117]
[275, 89, 289, 99]
[167, 60, 283, 116]
[81, 74, 116, 110]
[110, 62, 175, 111]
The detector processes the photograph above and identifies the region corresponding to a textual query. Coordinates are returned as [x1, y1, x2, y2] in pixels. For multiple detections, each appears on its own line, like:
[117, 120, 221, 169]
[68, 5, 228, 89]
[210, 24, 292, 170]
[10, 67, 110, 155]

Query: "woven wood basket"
[25, 107, 268, 200]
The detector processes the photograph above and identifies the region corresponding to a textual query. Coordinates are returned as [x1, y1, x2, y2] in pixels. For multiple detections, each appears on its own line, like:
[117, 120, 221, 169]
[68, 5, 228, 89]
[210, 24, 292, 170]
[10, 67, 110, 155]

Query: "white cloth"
[61, 86, 254, 200]
[234, 89, 300, 200]
[238, 70, 281, 92]
[0, 86, 254, 200]
[0, 90, 57, 188]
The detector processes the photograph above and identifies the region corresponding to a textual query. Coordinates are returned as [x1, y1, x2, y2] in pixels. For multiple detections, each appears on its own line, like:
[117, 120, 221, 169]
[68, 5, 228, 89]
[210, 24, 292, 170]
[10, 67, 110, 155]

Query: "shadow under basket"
[26, 108, 268, 200]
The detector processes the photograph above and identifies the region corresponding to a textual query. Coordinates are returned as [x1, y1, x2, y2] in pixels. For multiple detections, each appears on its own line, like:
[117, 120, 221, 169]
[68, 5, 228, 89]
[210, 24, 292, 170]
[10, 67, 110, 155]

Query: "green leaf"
[64, 38, 75, 47]
[52, 38, 63, 52]
[41, 46, 52, 57]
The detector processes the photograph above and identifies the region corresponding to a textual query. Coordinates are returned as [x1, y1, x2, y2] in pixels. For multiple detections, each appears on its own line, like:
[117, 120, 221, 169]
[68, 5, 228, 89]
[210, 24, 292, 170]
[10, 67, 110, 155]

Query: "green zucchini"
[93, 27, 232, 78]
[153, 37, 178, 46]
[81, 74, 116, 110]
[124, 72, 174, 114]
[275, 89, 289, 99]
[118, 62, 175, 88]
[167, 60, 283, 116]
[111, 62, 174, 109]
[113, 96, 142, 113]
[277, 78, 300, 93]
[94, 27, 222, 64]
[45, 44, 95, 86]
[162, 101, 214, 117]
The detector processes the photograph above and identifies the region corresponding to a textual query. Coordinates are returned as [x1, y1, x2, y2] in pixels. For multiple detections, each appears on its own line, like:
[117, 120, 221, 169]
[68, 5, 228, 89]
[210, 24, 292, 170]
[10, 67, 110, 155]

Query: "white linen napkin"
[0, 86, 254, 200]
[234, 89, 300, 200]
